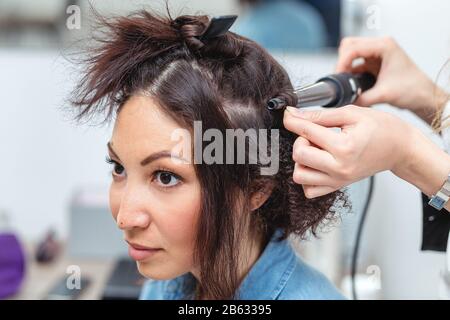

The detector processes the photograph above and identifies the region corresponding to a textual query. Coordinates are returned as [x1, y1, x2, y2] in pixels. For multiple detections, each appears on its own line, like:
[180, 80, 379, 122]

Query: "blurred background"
[1, 0, 449, 300]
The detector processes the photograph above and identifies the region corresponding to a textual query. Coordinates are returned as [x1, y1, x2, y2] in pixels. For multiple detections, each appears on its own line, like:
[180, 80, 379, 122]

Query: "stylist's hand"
[283, 105, 423, 198]
[337, 37, 447, 124]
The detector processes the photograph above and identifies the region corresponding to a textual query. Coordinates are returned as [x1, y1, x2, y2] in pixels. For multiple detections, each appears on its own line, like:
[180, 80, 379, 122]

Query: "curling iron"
[267, 72, 376, 110]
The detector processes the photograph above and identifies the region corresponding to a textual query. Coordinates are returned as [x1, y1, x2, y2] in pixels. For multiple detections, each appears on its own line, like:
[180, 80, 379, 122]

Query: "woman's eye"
[106, 157, 126, 178]
[154, 171, 181, 188]
[113, 163, 125, 176]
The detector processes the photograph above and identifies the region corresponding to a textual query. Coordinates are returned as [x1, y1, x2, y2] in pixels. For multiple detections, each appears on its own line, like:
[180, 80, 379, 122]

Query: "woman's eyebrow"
[140, 151, 185, 166]
[107, 142, 188, 166]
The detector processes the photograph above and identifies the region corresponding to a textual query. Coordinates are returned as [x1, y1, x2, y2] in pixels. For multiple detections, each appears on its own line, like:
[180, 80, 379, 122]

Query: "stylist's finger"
[302, 185, 339, 199]
[353, 87, 385, 107]
[293, 163, 340, 188]
[335, 37, 389, 107]
[335, 37, 383, 73]
[285, 105, 358, 127]
[292, 136, 338, 173]
[283, 107, 342, 152]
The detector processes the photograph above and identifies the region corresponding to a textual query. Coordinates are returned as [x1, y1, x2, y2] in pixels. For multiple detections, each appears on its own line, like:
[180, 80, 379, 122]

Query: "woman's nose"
[116, 187, 151, 230]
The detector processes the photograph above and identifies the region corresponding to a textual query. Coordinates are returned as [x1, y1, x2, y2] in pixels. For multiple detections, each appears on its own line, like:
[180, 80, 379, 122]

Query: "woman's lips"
[126, 241, 162, 261]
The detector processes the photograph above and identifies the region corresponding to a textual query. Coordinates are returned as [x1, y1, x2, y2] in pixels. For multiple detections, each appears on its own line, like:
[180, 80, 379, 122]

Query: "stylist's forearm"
[394, 128, 450, 212]
[412, 85, 448, 125]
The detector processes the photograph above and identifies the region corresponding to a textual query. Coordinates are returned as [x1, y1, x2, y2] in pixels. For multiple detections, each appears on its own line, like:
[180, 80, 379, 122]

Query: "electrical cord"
[351, 175, 375, 300]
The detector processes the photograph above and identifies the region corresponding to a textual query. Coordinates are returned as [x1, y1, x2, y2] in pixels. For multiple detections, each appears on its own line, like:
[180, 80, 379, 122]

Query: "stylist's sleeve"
[421, 100, 450, 251]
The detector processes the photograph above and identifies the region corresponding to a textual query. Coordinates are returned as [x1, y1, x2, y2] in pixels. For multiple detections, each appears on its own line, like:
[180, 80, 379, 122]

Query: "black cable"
[351, 175, 375, 300]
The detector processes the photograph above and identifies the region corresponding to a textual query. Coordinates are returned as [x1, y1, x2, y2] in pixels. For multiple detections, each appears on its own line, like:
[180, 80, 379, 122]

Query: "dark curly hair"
[71, 8, 347, 300]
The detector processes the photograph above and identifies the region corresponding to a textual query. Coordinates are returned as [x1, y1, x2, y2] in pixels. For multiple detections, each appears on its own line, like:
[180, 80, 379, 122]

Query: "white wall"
[0, 49, 112, 240]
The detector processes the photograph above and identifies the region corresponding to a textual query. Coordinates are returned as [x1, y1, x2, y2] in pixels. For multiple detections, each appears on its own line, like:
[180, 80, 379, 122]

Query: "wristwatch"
[428, 174, 450, 210]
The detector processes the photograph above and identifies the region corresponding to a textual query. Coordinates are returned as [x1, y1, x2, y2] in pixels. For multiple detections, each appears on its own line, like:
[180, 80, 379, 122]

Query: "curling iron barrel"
[267, 72, 376, 110]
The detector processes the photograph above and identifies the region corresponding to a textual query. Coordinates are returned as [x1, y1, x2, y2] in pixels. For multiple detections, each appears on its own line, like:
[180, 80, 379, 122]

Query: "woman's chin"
[136, 261, 183, 280]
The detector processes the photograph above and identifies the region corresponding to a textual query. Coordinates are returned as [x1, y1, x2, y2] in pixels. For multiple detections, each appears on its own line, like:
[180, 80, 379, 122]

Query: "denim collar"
[235, 229, 296, 299]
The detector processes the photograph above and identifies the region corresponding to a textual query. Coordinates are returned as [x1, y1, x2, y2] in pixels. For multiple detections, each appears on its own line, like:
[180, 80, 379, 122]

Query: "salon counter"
[8, 242, 114, 300]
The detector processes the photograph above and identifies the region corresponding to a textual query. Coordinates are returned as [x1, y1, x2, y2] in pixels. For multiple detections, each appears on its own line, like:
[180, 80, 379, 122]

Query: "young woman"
[71, 10, 347, 300]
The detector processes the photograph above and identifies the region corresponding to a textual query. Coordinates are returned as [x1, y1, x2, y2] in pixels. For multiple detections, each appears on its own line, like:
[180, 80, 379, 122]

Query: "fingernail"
[286, 106, 307, 118]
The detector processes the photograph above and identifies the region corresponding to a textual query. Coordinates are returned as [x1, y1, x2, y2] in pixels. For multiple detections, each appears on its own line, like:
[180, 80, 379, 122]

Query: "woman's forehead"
[111, 95, 187, 151]
[115, 95, 181, 134]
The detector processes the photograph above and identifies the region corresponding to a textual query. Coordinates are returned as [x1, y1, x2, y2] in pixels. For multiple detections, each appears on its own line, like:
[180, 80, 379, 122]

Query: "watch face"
[429, 196, 445, 210]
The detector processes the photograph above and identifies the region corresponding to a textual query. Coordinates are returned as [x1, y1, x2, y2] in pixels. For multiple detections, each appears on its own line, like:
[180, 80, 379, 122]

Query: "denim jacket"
[139, 230, 346, 300]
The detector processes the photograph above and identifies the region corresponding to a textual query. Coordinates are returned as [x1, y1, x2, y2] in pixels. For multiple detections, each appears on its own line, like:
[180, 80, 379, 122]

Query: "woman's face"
[107, 95, 201, 280]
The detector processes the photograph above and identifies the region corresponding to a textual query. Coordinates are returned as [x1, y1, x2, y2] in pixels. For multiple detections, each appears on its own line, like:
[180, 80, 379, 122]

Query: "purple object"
[0, 233, 25, 299]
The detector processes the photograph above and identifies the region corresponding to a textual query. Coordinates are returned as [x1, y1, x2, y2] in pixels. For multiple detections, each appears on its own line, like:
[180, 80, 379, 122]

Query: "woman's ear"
[250, 181, 275, 211]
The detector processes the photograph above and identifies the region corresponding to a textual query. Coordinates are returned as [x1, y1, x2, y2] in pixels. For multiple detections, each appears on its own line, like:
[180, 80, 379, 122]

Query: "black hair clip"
[199, 15, 238, 41]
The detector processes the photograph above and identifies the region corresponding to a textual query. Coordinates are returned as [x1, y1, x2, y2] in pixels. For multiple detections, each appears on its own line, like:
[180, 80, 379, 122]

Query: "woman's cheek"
[156, 186, 201, 247]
